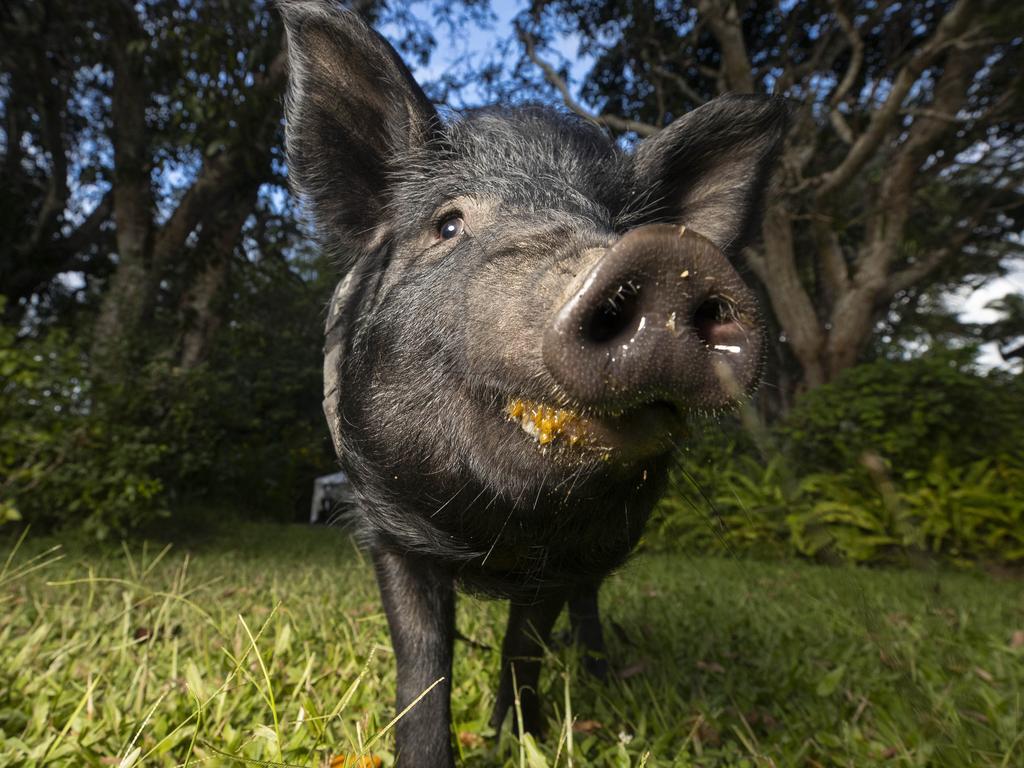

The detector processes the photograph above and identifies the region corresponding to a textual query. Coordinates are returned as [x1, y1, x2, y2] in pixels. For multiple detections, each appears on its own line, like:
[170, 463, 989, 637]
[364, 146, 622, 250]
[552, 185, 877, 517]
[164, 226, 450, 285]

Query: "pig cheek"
[365, 286, 509, 491]
[466, 265, 538, 376]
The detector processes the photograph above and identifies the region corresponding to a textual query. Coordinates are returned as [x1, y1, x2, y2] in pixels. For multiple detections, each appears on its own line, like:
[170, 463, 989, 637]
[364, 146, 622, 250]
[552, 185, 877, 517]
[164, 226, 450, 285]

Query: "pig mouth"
[505, 397, 681, 460]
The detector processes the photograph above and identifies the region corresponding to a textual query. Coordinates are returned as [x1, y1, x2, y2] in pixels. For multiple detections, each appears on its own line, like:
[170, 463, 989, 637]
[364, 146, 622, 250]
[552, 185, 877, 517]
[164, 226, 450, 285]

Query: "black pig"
[280, 2, 786, 765]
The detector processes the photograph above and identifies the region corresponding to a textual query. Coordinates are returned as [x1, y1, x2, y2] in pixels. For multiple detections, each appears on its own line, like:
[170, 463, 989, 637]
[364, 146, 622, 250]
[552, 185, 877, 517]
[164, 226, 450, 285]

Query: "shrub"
[779, 351, 1024, 475]
[0, 325, 167, 538]
[651, 450, 1024, 566]
[899, 454, 1024, 562]
[652, 452, 794, 558]
[652, 354, 1024, 566]
[1, 267, 334, 536]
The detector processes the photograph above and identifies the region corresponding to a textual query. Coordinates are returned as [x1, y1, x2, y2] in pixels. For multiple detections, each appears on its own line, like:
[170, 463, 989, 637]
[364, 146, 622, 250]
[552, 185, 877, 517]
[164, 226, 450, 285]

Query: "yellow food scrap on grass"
[329, 755, 382, 768]
[507, 399, 586, 446]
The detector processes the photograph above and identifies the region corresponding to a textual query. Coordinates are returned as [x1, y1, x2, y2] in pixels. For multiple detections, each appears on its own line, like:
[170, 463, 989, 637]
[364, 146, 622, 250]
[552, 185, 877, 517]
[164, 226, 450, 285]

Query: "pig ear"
[633, 95, 789, 256]
[280, 1, 439, 251]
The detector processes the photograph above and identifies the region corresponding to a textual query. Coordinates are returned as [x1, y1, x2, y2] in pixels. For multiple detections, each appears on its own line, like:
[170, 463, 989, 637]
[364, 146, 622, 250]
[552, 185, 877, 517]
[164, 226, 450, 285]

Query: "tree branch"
[2, 189, 114, 303]
[178, 185, 258, 370]
[1000, 341, 1024, 361]
[883, 248, 952, 299]
[813, 0, 977, 200]
[24, 43, 70, 257]
[743, 246, 767, 282]
[823, 1, 864, 145]
[696, 0, 755, 93]
[828, 0, 864, 108]
[59, 190, 114, 254]
[150, 47, 287, 275]
[814, 218, 851, 304]
[519, 29, 659, 137]
[650, 64, 707, 107]
[882, 190, 998, 300]
[859, 42, 982, 287]
[760, 205, 828, 387]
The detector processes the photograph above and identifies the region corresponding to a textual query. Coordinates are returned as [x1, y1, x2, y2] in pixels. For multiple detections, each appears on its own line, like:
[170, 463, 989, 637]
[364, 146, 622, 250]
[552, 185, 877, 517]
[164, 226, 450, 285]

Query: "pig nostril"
[584, 279, 642, 344]
[693, 296, 734, 347]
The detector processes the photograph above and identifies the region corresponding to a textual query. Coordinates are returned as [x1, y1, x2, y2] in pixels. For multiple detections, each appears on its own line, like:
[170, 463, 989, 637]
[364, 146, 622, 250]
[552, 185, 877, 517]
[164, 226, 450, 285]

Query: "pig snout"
[544, 224, 763, 412]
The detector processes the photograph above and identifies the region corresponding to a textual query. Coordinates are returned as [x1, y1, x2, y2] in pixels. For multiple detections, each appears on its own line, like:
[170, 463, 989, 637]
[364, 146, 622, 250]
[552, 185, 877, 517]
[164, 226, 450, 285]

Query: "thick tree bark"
[818, 39, 984, 380]
[91, 2, 153, 373]
[697, 0, 755, 94]
[178, 259, 229, 372]
[2, 192, 114, 318]
[747, 206, 827, 391]
[177, 188, 258, 370]
[691, 0, 986, 395]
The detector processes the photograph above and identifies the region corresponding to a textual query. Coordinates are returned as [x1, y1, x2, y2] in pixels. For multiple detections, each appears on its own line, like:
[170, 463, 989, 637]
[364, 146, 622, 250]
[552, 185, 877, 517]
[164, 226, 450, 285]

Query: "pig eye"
[438, 215, 465, 241]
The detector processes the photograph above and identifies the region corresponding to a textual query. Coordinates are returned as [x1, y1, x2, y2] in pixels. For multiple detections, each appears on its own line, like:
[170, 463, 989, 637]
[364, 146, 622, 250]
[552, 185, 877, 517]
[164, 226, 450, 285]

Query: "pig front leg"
[373, 548, 455, 768]
[489, 594, 565, 737]
[568, 583, 609, 679]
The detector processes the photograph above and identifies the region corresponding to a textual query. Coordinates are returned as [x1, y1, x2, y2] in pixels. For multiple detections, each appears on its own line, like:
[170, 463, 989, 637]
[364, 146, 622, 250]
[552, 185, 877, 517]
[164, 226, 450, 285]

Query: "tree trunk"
[91, 4, 153, 375]
[90, 30, 285, 378]
[752, 205, 827, 392]
[178, 190, 256, 370]
[824, 286, 879, 379]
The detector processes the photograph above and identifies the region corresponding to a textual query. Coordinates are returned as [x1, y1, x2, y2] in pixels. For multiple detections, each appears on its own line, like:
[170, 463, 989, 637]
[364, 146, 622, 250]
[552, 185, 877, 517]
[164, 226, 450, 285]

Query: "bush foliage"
[653, 353, 1024, 566]
[654, 453, 1024, 566]
[780, 351, 1024, 474]
[0, 267, 335, 538]
[0, 324, 167, 537]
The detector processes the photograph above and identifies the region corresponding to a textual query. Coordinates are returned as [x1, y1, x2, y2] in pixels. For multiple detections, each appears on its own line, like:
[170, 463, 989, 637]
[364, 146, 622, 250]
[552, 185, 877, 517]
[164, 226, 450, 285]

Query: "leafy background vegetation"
[654, 353, 1024, 566]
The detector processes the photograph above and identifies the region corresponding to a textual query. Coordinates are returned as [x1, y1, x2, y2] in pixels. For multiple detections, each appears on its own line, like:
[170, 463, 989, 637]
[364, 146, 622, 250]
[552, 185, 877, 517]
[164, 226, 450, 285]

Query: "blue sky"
[380, 0, 594, 108]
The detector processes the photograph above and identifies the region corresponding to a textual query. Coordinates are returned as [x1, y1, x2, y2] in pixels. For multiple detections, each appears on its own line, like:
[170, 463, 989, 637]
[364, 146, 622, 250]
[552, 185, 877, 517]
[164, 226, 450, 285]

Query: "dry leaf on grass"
[329, 755, 381, 768]
[457, 731, 485, 748]
[616, 660, 647, 679]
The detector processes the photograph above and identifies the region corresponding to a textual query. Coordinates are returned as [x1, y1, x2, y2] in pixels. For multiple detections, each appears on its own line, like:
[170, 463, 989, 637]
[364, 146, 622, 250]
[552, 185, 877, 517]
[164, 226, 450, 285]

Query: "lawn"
[1, 522, 1022, 767]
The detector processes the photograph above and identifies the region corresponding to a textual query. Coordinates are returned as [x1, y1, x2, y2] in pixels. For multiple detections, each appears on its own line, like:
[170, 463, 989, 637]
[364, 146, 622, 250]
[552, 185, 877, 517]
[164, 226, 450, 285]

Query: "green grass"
[1, 522, 1023, 767]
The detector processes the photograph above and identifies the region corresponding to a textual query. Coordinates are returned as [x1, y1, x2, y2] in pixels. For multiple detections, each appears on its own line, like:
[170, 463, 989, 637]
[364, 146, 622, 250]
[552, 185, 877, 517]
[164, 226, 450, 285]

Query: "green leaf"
[816, 664, 846, 697]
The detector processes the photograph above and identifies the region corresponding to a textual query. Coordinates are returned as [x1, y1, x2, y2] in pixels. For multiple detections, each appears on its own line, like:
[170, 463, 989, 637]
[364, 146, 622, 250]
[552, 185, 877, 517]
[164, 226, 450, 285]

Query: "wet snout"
[543, 224, 763, 412]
